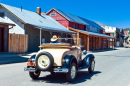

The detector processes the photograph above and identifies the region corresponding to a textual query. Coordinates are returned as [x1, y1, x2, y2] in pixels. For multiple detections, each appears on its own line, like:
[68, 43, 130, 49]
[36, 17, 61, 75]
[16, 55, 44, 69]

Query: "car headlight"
[62, 59, 66, 63]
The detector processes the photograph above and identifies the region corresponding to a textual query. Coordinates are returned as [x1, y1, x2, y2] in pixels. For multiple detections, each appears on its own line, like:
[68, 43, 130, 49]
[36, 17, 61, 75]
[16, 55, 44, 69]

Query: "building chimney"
[36, 7, 41, 15]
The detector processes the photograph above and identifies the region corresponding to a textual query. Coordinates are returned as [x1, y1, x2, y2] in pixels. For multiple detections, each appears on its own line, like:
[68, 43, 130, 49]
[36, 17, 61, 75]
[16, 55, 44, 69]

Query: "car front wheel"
[66, 62, 77, 82]
[88, 58, 95, 73]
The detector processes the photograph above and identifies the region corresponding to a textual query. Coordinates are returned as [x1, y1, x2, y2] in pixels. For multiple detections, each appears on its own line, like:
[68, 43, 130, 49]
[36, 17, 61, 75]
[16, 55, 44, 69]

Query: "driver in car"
[50, 35, 59, 44]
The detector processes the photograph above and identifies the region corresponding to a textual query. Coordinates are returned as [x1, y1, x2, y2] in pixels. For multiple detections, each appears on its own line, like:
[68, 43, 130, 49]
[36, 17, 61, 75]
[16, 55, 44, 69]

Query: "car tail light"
[28, 59, 32, 62]
[27, 62, 35, 66]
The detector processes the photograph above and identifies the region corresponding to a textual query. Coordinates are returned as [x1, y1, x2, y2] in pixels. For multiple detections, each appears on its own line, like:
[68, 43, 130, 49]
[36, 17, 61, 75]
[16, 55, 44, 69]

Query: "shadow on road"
[124, 46, 130, 48]
[0, 55, 29, 65]
[31, 71, 101, 84]
[91, 48, 118, 53]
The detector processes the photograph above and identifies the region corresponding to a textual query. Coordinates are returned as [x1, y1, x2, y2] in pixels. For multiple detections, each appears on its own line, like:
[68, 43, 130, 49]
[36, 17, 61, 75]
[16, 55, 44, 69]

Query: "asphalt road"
[0, 48, 130, 86]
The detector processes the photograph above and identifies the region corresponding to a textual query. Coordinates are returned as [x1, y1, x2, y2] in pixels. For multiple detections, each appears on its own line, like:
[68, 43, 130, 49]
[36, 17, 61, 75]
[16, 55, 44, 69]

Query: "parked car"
[24, 38, 95, 82]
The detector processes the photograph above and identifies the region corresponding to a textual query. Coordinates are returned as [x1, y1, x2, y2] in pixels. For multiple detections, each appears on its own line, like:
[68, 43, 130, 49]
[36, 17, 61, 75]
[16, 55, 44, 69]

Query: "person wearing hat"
[50, 35, 59, 43]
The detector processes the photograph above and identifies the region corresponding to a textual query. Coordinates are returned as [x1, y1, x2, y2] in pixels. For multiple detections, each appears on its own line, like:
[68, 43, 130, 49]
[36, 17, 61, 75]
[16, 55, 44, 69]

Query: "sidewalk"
[90, 48, 118, 53]
[87, 47, 129, 54]
[0, 52, 36, 65]
[0, 53, 23, 58]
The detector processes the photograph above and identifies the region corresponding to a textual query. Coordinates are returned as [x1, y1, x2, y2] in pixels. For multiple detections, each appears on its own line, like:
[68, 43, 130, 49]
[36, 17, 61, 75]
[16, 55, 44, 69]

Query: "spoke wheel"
[88, 58, 95, 73]
[71, 66, 76, 79]
[66, 62, 77, 82]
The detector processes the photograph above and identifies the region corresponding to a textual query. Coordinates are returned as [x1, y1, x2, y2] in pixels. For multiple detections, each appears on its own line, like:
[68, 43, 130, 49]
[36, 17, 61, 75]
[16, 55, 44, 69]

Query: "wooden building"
[0, 17, 15, 52]
[0, 3, 74, 52]
[46, 8, 116, 51]
[101, 25, 124, 47]
[68, 27, 115, 51]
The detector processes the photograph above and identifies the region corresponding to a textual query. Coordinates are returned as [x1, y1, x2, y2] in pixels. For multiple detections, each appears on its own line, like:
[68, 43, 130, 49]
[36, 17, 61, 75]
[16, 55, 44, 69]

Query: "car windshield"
[57, 38, 82, 46]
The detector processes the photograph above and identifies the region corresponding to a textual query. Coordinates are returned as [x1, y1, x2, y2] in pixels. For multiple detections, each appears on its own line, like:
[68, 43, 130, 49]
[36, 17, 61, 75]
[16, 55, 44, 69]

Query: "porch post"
[92, 37, 95, 50]
[87, 35, 89, 51]
[109, 38, 110, 48]
[84, 35, 87, 50]
[106, 38, 107, 50]
[112, 38, 113, 48]
[50, 31, 52, 38]
[40, 28, 42, 50]
[49, 31, 52, 43]
[102, 38, 104, 50]
[61, 33, 63, 38]
[98, 37, 100, 50]
[66, 33, 68, 43]
[114, 38, 116, 48]
[71, 33, 72, 44]
[77, 32, 79, 45]
[95, 37, 96, 50]
[61, 32, 63, 42]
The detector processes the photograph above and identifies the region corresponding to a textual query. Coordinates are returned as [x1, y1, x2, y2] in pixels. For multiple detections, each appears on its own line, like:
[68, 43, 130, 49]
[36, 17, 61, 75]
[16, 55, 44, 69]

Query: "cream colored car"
[24, 38, 95, 82]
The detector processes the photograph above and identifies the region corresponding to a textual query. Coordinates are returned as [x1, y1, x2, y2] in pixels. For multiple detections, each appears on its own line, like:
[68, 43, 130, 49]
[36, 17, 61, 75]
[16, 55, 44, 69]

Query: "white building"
[101, 25, 117, 37]
[0, 3, 74, 52]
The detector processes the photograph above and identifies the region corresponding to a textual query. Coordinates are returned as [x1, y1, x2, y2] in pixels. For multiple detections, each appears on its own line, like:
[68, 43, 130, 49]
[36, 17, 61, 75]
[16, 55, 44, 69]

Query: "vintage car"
[24, 38, 95, 82]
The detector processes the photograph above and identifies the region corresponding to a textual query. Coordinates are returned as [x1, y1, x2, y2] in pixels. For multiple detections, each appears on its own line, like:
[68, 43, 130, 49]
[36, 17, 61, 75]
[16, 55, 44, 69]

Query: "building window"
[50, 13, 56, 16]
[0, 12, 4, 18]
[74, 25, 75, 28]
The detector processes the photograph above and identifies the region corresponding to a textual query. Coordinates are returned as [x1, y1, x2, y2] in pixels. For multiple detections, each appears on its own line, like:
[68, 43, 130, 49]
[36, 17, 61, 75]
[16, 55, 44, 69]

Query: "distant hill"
[123, 28, 130, 31]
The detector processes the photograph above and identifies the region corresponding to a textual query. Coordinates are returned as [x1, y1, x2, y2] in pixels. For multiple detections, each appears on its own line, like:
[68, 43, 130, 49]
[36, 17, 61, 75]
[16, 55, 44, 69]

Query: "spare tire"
[35, 52, 54, 71]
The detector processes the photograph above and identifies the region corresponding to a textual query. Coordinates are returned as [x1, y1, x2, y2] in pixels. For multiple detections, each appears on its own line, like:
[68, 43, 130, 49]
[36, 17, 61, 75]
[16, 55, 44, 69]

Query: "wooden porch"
[68, 27, 116, 51]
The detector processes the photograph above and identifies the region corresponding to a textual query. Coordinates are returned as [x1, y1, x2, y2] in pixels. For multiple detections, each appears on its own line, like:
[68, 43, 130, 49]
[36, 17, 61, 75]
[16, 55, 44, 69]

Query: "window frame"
[50, 13, 56, 16]
[0, 12, 4, 18]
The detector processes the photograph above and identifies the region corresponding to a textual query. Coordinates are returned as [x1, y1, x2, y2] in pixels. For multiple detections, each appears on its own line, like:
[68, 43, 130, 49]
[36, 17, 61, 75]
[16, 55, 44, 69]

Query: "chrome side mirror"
[83, 50, 87, 55]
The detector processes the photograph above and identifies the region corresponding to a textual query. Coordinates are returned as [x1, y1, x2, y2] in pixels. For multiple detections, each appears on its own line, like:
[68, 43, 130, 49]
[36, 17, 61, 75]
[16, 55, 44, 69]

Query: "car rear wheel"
[66, 62, 77, 82]
[35, 52, 54, 71]
[88, 58, 95, 73]
[29, 70, 41, 79]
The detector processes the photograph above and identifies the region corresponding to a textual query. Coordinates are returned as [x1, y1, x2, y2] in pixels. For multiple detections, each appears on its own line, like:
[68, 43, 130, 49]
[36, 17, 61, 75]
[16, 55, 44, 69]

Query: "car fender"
[62, 55, 78, 70]
[29, 54, 36, 62]
[83, 54, 95, 68]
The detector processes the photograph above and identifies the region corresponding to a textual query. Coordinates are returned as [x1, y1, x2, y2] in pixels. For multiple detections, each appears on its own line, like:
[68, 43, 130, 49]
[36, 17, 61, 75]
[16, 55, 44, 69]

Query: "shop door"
[0, 28, 4, 52]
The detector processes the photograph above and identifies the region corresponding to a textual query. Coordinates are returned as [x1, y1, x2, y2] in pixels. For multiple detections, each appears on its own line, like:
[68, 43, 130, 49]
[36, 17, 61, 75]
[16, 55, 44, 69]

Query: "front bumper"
[24, 67, 36, 72]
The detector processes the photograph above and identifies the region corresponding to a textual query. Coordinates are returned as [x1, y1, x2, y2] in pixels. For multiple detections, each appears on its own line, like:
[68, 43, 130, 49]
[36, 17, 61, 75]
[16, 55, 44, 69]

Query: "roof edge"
[0, 22, 15, 26]
[46, 8, 86, 25]
[27, 23, 76, 34]
[0, 3, 26, 24]
[46, 8, 71, 21]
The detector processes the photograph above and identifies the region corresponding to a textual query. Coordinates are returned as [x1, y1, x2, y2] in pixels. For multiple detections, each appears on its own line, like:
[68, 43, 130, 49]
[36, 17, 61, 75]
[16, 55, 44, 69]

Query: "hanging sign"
[86, 25, 90, 31]
[90, 26, 97, 32]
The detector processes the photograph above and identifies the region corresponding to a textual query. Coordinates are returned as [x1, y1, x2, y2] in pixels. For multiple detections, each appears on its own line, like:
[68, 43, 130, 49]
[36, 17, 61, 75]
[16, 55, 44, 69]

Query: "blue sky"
[0, 0, 130, 28]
